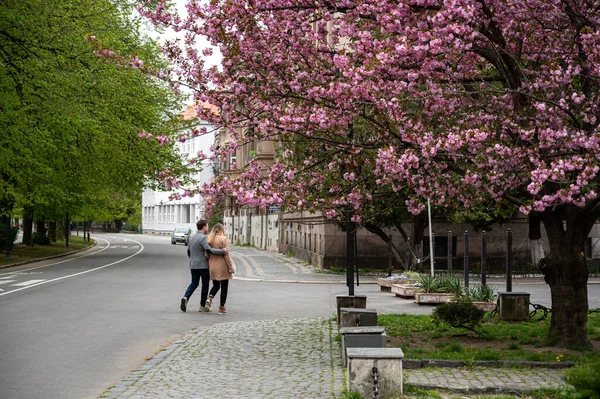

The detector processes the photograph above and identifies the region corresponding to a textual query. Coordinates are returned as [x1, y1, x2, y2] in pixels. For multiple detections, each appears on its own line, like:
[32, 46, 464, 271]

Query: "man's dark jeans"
[184, 269, 210, 307]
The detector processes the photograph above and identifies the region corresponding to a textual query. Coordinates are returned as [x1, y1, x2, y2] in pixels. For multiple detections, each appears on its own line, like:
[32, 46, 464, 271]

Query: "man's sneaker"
[218, 306, 228, 315]
[199, 304, 210, 312]
[180, 297, 188, 312]
[206, 297, 213, 311]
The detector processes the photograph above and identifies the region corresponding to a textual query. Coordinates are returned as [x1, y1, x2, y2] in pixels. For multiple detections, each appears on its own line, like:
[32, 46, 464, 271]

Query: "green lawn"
[0, 235, 95, 267]
[379, 312, 600, 364]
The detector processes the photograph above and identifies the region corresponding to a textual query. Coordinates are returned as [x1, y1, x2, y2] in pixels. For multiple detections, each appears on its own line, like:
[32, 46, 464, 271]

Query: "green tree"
[0, 0, 193, 243]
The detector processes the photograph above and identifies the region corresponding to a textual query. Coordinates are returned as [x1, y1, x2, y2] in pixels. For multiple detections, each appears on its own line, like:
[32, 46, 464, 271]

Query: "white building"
[142, 106, 217, 234]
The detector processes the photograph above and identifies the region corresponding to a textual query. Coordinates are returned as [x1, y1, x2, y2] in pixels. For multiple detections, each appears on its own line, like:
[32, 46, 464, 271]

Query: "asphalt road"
[1, 232, 599, 399]
[0, 233, 355, 399]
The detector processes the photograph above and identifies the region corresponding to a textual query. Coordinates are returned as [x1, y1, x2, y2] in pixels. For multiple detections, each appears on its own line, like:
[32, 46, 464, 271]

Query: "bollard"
[464, 231, 469, 288]
[447, 230, 452, 273]
[506, 228, 513, 292]
[481, 231, 487, 287]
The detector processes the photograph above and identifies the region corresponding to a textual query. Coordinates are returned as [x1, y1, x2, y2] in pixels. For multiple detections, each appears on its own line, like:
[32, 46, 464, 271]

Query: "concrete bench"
[347, 348, 404, 397]
[340, 326, 386, 367]
[339, 307, 378, 329]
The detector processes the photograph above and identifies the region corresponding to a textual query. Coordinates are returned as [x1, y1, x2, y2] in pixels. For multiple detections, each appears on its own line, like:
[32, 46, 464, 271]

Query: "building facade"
[142, 106, 217, 235]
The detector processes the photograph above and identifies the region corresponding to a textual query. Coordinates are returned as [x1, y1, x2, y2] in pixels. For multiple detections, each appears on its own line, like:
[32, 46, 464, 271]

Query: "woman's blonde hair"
[207, 223, 225, 245]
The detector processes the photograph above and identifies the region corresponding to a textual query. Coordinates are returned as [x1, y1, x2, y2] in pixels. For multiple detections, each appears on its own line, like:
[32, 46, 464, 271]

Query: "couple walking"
[180, 220, 234, 314]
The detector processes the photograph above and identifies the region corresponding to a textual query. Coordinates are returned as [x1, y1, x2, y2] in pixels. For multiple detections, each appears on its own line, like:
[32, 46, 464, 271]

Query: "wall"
[224, 208, 600, 272]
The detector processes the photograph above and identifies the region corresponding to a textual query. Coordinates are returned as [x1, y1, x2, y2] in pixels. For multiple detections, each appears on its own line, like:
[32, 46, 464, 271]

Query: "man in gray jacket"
[180, 219, 228, 312]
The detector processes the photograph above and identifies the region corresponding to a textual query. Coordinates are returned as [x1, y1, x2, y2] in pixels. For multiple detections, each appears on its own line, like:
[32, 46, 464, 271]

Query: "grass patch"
[0, 235, 95, 267]
[379, 313, 600, 364]
[388, 386, 561, 399]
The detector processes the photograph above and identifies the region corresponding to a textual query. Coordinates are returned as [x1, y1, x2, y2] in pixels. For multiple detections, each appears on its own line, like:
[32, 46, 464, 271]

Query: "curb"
[406, 383, 548, 395]
[232, 275, 378, 284]
[403, 358, 574, 369]
[0, 240, 97, 270]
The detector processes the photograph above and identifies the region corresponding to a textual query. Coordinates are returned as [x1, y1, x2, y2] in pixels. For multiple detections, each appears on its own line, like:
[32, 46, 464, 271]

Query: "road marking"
[0, 237, 144, 297]
[12, 279, 46, 286]
[0, 280, 16, 285]
[0, 240, 112, 276]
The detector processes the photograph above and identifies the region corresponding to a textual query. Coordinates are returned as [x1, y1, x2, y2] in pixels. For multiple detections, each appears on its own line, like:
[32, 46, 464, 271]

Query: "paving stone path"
[101, 315, 569, 399]
[101, 317, 345, 399]
[100, 244, 573, 399]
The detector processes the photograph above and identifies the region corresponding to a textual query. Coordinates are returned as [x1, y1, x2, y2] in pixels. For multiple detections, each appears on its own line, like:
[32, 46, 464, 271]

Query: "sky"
[137, 0, 222, 156]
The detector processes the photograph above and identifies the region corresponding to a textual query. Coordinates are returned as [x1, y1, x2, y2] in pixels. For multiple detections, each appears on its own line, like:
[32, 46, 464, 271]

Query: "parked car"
[171, 227, 191, 245]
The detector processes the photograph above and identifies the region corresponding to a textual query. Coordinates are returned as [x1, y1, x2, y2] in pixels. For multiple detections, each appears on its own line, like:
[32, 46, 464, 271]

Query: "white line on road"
[12, 279, 46, 286]
[0, 237, 144, 297]
[0, 280, 16, 285]
[0, 239, 112, 276]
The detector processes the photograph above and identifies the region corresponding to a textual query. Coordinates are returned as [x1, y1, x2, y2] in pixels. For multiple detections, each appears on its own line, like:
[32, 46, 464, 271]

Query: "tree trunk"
[393, 214, 428, 271]
[387, 240, 393, 276]
[363, 223, 404, 267]
[22, 206, 34, 246]
[64, 213, 70, 248]
[35, 221, 47, 235]
[49, 221, 57, 242]
[412, 214, 427, 271]
[3, 214, 12, 258]
[541, 208, 592, 348]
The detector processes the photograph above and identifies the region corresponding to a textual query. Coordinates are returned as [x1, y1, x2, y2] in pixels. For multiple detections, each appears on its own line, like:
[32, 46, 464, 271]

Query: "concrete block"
[341, 327, 386, 367]
[336, 295, 367, 323]
[499, 292, 530, 321]
[347, 348, 404, 397]
[339, 307, 377, 329]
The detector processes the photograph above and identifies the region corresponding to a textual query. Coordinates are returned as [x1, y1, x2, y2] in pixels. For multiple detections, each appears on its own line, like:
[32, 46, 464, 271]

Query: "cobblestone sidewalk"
[101, 317, 345, 399]
[101, 315, 569, 399]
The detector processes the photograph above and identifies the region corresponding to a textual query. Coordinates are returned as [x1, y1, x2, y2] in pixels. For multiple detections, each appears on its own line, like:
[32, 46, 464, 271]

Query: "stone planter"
[391, 284, 418, 298]
[377, 278, 393, 292]
[415, 292, 454, 305]
[378, 278, 417, 292]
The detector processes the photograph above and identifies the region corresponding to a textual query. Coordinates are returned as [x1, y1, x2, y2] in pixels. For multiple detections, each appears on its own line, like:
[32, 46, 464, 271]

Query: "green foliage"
[32, 232, 51, 245]
[437, 273, 464, 296]
[432, 300, 486, 335]
[466, 285, 499, 303]
[379, 313, 600, 364]
[562, 362, 600, 399]
[0, 0, 189, 225]
[417, 273, 463, 295]
[339, 390, 362, 399]
[0, 235, 94, 266]
[0, 224, 18, 250]
[417, 275, 443, 293]
[449, 199, 517, 232]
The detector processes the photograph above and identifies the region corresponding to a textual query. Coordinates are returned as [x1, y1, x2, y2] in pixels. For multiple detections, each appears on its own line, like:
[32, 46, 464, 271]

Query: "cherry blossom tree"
[139, 0, 600, 347]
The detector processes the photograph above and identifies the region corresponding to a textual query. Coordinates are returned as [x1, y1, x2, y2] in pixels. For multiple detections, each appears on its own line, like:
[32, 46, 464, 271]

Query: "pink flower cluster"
[137, 0, 600, 221]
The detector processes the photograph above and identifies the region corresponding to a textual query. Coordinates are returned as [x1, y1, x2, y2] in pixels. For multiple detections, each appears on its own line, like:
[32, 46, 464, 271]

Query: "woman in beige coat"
[206, 223, 234, 314]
